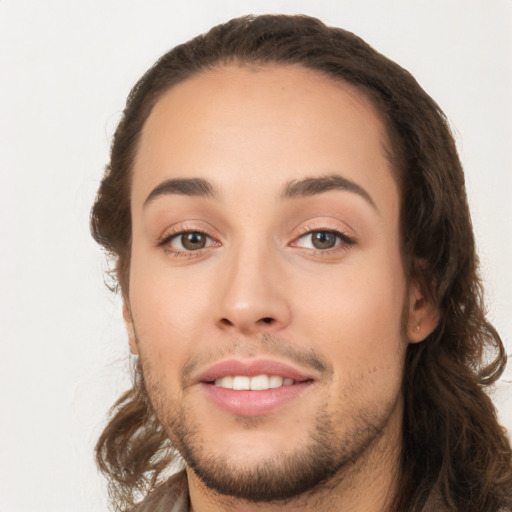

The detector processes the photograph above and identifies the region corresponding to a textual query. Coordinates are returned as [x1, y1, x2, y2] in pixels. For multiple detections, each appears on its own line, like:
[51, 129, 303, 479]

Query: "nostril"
[218, 316, 276, 329]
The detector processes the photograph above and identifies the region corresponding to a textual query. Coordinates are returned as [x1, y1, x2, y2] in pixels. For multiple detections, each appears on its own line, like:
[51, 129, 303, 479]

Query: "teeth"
[215, 376, 233, 388]
[233, 376, 250, 390]
[250, 374, 269, 390]
[269, 375, 283, 388]
[214, 374, 295, 390]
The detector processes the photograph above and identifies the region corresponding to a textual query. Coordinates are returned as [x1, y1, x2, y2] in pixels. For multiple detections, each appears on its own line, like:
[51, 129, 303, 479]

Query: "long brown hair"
[91, 14, 512, 511]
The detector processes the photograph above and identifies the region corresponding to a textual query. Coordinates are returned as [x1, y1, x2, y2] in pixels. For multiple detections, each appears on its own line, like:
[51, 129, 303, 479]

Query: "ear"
[406, 280, 439, 344]
[123, 301, 139, 355]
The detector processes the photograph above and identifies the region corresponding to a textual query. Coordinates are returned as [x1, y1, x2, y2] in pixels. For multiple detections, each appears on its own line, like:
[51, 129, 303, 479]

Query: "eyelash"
[158, 227, 217, 257]
[292, 225, 356, 255]
[158, 226, 356, 258]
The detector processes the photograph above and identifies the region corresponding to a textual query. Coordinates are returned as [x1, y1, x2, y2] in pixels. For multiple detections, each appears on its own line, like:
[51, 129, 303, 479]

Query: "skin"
[124, 65, 438, 511]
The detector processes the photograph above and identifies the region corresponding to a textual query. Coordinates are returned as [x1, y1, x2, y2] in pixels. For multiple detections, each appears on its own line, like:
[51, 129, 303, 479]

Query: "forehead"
[131, 64, 397, 216]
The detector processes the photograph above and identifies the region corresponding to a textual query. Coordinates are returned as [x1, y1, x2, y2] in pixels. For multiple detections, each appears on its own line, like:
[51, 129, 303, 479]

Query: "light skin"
[124, 65, 438, 511]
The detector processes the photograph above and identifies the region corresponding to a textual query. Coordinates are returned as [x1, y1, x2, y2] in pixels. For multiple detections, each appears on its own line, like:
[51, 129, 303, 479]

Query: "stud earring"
[415, 324, 421, 332]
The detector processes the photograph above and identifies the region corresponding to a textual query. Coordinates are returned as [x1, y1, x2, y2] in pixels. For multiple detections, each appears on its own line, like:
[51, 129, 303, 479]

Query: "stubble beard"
[176, 407, 392, 503]
[141, 362, 400, 504]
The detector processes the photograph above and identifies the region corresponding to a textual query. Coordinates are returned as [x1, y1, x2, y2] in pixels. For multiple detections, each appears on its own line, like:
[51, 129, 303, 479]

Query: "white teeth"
[250, 374, 270, 390]
[214, 375, 295, 390]
[232, 376, 250, 390]
[269, 375, 283, 388]
[214, 376, 233, 389]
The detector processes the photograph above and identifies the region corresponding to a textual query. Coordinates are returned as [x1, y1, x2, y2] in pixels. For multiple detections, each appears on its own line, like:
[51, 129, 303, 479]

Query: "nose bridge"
[216, 232, 291, 334]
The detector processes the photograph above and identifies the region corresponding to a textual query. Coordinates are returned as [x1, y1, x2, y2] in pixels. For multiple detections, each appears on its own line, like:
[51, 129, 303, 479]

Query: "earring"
[415, 324, 421, 332]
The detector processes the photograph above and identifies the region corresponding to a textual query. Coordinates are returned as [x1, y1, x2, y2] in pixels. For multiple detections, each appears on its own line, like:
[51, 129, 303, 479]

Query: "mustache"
[180, 332, 332, 388]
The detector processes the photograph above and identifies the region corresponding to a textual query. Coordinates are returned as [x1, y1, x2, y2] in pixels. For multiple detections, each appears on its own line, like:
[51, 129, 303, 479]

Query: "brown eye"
[293, 229, 355, 252]
[166, 231, 214, 252]
[180, 232, 207, 250]
[310, 231, 337, 249]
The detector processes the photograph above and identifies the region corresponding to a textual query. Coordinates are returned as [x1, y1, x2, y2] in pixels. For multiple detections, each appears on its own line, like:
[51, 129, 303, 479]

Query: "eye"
[308, 231, 338, 249]
[166, 231, 215, 252]
[294, 230, 354, 250]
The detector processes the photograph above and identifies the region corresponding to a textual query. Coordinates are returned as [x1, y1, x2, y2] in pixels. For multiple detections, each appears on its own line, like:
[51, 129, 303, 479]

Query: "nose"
[216, 245, 292, 335]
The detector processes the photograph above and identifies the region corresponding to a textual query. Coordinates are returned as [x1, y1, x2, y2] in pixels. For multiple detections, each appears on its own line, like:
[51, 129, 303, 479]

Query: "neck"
[187, 403, 403, 512]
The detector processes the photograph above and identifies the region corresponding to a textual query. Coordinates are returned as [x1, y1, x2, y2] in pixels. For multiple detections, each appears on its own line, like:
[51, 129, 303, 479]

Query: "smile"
[214, 375, 295, 390]
[195, 358, 316, 416]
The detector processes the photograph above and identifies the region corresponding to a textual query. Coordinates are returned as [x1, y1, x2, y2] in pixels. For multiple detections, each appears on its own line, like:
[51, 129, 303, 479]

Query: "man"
[91, 14, 512, 512]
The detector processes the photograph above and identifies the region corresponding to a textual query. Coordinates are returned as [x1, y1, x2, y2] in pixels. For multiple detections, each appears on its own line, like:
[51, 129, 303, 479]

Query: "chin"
[173, 406, 392, 503]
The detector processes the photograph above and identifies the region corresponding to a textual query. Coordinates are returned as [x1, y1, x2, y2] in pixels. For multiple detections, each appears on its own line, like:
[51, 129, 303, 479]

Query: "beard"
[169, 402, 392, 503]
[137, 337, 401, 504]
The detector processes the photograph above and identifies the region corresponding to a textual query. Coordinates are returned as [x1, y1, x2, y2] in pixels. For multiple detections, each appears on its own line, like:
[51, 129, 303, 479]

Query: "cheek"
[294, 253, 407, 384]
[127, 251, 216, 364]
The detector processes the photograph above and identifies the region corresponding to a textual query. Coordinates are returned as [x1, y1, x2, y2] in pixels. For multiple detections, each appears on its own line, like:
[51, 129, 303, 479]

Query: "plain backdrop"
[1, 1, 511, 510]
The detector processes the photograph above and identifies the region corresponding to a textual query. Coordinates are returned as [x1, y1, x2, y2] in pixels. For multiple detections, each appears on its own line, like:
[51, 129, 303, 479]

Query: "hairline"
[119, 60, 408, 297]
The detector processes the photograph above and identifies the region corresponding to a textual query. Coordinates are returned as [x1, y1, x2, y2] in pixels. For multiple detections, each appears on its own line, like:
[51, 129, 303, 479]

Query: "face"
[126, 65, 428, 502]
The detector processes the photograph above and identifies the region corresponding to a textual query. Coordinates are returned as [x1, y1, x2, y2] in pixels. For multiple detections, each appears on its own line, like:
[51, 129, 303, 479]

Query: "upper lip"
[194, 358, 316, 384]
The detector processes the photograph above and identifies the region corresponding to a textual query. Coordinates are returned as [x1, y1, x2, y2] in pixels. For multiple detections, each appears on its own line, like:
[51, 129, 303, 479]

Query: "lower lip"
[201, 381, 312, 416]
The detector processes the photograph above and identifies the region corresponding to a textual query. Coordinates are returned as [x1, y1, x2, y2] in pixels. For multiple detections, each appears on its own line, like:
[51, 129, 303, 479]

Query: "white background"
[0, 1, 511, 510]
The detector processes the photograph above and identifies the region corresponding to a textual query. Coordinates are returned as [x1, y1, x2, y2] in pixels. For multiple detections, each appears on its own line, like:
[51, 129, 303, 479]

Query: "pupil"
[312, 231, 336, 249]
[182, 232, 206, 250]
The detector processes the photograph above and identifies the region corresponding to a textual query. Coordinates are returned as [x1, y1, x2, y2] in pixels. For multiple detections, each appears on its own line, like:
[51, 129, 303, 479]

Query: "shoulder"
[131, 470, 189, 512]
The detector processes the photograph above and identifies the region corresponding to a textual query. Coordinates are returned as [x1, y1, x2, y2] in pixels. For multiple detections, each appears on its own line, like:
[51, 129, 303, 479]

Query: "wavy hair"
[91, 14, 512, 511]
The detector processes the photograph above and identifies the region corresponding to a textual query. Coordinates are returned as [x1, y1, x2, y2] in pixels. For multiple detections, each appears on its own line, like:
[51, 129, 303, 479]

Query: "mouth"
[213, 374, 297, 390]
[195, 359, 316, 416]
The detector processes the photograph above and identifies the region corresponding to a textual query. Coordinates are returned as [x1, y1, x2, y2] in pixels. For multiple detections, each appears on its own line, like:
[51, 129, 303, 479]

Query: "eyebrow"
[143, 174, 378, 212]
[143, 177, 219, 207]
[281, 174, 378, 211]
